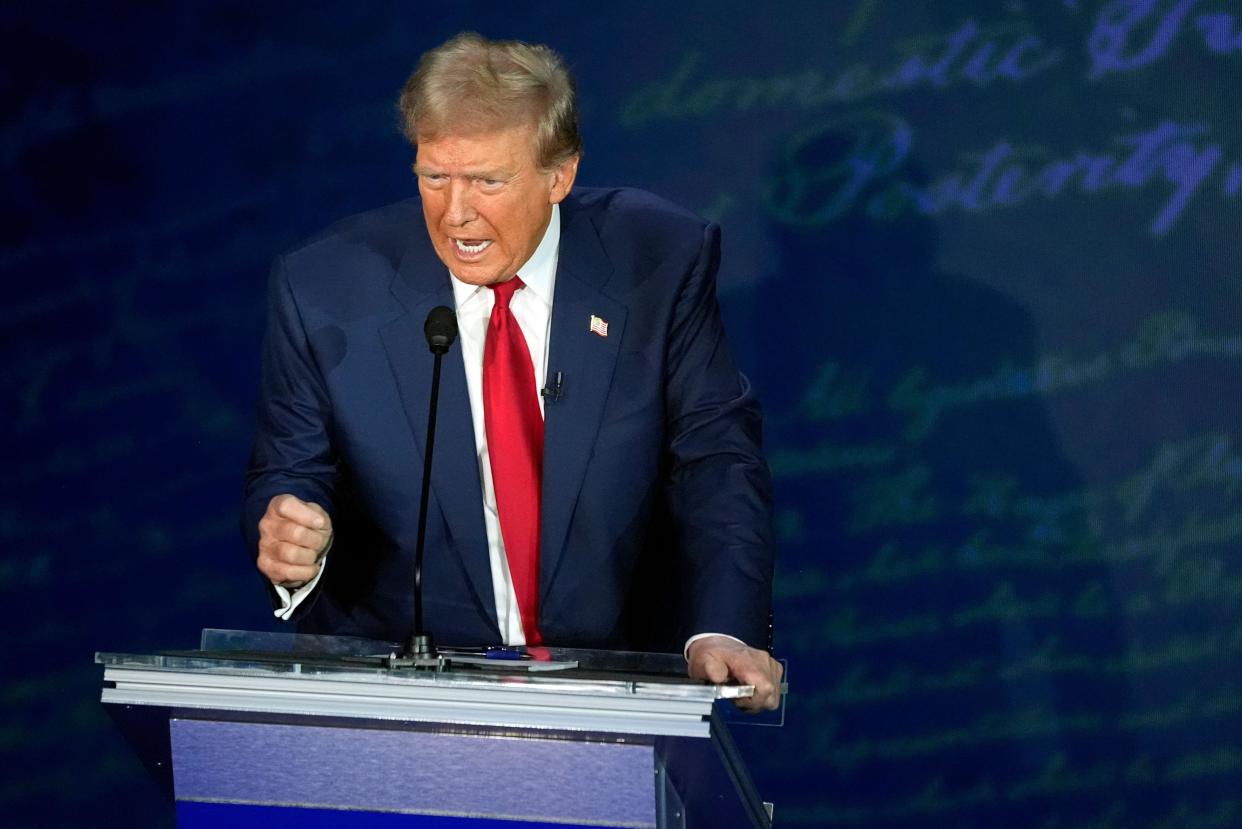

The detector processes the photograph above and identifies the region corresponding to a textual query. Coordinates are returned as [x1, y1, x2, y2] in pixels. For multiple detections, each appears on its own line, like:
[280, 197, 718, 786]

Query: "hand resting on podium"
[687, 634, 784, 712]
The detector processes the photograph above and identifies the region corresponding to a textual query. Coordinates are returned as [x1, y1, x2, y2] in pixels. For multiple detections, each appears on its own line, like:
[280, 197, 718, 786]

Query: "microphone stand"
[403, 346, 442, 662]
[387, 306, 457, 670]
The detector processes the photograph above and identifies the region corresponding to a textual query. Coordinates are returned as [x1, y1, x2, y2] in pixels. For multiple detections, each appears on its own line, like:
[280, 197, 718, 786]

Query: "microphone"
[401, 305, 458, 665]
[424, 305, 457, 354]
[541, 371, 565, 402]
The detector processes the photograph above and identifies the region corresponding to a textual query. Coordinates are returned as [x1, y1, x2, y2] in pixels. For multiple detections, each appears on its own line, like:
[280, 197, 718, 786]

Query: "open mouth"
[452, 238, 493, 256]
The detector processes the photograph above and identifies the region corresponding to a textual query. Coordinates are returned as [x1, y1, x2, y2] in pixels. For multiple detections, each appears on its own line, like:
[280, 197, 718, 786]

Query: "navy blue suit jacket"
[243, 187, 774, 651]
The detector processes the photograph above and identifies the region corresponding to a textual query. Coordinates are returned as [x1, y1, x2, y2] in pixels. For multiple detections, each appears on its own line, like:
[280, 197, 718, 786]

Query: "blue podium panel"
[99, 636, 776, 828]
[176, 801, 617, 828]
[171, 718, 658, 828]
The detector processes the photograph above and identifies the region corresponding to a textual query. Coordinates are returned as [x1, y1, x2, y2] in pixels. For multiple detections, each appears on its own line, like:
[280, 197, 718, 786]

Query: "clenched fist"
[256, 494, 333, 588]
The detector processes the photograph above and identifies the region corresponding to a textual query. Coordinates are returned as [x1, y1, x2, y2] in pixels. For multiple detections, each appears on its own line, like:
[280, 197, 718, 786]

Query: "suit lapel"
[541, 200, 627, 600]
[380, 241, 498, 635]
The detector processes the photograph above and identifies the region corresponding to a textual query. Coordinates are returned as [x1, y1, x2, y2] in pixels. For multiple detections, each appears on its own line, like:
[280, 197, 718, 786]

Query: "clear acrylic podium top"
[96, 629, 761, 737]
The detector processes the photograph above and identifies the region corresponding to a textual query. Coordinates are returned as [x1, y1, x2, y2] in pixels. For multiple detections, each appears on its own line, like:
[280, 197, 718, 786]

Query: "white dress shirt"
[447, 204, 560, 645]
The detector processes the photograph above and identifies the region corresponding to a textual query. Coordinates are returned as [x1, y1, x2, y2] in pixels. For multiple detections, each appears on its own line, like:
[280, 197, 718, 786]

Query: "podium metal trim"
[102, 665, 714, 737]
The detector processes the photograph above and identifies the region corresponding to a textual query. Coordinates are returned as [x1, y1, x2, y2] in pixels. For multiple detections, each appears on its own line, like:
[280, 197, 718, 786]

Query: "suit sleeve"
[241, 255, 339, 614]
[663, 222, 775, 649]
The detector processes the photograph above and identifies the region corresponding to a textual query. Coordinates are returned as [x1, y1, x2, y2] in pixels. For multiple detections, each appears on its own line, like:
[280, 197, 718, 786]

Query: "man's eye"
[480, 178, 504, 190]
[422, 174, 447, 186]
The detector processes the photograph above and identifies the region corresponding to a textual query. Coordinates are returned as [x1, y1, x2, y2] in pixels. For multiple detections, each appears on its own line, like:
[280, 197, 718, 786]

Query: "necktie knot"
[489, 276, 524, 310]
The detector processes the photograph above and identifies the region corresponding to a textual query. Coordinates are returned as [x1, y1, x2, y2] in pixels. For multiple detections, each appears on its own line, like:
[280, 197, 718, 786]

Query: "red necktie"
[483, 276, 544, 645]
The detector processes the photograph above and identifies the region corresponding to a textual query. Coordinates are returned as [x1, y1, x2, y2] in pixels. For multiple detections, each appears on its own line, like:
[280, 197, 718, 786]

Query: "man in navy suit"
[244, 33, 782, 709]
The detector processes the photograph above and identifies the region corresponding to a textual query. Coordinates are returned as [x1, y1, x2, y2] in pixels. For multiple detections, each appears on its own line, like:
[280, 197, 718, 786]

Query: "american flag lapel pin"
[589, 314, 609, 337]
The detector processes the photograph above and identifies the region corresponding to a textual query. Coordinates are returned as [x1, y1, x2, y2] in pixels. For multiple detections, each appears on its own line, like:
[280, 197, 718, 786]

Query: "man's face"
[415, 124, 579, 286]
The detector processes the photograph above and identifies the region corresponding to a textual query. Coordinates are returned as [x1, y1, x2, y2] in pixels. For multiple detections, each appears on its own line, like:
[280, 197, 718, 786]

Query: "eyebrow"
[413, 165, 513, 180]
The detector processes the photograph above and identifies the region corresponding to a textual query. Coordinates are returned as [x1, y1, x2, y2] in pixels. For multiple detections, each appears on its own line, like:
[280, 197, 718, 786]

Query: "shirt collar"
[450, 203, 560, 310]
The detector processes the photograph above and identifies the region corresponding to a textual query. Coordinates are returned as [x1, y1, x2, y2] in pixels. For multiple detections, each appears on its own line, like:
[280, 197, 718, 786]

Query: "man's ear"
[548, 154, 580, 204]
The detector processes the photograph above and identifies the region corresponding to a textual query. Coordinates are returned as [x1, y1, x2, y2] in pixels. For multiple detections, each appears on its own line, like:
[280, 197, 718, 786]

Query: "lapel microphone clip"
[541, 371, 565, 402]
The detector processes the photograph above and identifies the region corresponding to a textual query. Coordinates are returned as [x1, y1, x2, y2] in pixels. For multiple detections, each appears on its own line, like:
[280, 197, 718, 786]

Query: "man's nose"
[444, 180, 476, 226]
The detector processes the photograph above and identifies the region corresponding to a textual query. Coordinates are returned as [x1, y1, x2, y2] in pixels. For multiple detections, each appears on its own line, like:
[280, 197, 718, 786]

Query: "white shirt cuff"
[272, 555, 327, 620]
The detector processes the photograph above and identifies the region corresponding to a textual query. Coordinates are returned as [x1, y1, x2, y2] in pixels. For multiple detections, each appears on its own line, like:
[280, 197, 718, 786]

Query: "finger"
[749, 655, 782, 710]
[274, 562, 319, 585]
[719, 649, 766, 686]
[734, 695, 763, 713]
[305, 501, 331, 526]
[757, 656, 783, 711]
[259, 538, 320, 567]
[270, 540, 319, 565]
[729, 669, 772, 711]
[722, 651, 781, 711]
[272, 495, 329, 530]
[756, 657, 783, 710]
[257, 554, 319, 585]
[270, 520, 330, 550]
[694, 652, 731, 684]
[748, 680, 779, 711]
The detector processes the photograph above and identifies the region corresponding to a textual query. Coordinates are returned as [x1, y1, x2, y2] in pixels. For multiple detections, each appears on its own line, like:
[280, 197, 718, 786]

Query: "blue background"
[3, 2, 1241, 826]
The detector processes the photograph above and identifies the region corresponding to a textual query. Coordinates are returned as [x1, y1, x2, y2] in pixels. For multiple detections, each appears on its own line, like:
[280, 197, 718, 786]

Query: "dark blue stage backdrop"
[3, 2, 1240, 827]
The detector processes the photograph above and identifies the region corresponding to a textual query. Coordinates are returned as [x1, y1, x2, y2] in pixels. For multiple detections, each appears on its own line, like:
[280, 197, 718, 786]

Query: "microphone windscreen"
[424, 306, 458, 354]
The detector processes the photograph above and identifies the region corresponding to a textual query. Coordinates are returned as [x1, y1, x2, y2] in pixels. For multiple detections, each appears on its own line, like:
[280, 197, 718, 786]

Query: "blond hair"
[398, 32, 582, 169]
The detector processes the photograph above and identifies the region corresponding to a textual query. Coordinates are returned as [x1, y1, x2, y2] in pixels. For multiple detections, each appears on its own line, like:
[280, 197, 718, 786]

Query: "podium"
[98, 630, 778, 828]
